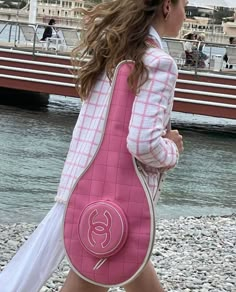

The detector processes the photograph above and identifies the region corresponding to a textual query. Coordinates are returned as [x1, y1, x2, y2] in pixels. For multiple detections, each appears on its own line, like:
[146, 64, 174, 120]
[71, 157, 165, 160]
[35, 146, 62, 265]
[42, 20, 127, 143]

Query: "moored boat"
[0, 20, 236, 119]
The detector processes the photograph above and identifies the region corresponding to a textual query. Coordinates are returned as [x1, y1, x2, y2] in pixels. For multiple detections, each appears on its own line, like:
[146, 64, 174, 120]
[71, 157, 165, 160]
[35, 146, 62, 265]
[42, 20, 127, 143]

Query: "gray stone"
[1, 215, 235, 292]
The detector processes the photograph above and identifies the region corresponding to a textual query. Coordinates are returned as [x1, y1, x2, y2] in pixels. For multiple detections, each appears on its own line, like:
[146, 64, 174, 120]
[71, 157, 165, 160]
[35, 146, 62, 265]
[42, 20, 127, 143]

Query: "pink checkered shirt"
[55, 31, 179, 204]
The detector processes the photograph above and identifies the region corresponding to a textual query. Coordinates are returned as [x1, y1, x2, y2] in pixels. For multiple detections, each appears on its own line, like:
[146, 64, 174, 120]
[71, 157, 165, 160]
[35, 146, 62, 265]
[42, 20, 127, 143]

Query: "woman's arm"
[127, 51, 179, 169]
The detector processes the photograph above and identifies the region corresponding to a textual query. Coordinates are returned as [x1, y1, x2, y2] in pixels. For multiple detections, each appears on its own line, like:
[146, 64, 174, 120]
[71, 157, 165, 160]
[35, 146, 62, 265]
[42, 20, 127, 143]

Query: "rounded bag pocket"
[78, 200, 128, 258]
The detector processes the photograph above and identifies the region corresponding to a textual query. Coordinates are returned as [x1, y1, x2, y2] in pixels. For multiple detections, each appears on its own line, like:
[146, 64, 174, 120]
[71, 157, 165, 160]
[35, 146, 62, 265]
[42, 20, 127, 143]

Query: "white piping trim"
[1, 74, 75, 87]
[1, 65, 75, 78]
[175, 88, 236, 100]
[62, 60, 155, 288]
[62, 61, 129, 288]
[174, 97, 236, 109]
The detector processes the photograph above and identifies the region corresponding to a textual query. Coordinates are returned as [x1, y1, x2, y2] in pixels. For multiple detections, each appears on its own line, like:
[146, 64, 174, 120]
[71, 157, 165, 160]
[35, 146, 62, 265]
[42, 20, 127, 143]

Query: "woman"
[0, 0, 185, 291]
[223, 37, 236, 69]
[183, 32, 198, 66]
[41, 18, 58, 41]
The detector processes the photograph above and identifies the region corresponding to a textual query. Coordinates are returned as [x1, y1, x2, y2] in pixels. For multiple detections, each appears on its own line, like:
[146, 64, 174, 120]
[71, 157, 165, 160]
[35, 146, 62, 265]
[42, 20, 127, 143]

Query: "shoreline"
[0, 214, 235, 292]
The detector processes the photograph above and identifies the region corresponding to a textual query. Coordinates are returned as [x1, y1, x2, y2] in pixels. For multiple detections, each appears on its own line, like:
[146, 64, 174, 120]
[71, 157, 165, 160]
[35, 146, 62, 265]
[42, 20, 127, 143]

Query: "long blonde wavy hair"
[72, 0, 177, 99]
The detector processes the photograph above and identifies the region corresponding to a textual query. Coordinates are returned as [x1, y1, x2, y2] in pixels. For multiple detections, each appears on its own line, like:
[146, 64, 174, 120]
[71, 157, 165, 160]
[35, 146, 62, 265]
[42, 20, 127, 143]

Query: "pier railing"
[0, 19, 81, 56]
[1, 19, 236, 74]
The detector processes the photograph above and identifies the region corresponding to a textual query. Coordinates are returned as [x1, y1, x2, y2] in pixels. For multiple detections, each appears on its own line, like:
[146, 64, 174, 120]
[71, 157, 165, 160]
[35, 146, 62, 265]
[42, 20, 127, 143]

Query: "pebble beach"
[0, 215, 235, 292]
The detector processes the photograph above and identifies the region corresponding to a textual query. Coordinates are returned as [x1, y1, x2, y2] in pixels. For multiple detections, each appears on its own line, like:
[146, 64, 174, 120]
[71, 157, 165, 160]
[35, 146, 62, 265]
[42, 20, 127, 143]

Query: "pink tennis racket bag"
[63, 61, 155, 287]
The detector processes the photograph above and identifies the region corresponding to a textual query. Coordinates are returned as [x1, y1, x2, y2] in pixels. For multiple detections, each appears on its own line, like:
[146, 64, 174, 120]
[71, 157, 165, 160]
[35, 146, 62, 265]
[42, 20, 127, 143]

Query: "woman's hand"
[163, 130, 184, 154]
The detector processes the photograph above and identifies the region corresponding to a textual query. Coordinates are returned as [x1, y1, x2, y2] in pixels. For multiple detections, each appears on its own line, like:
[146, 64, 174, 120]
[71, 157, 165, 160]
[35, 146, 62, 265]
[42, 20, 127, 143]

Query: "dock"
[1, 20, 236, 119]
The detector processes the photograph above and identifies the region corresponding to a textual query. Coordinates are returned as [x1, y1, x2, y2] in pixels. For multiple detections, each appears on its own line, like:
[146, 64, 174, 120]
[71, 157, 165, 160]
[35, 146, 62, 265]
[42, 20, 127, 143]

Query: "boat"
[0, 19, 236, 119]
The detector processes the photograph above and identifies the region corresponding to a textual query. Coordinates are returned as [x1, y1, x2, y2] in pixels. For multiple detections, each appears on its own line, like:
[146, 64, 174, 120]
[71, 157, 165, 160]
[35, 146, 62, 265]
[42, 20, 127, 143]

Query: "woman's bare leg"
[61, 261, 164, 292]
[123, 261, 165, 292]
[61, 269, 108, 292]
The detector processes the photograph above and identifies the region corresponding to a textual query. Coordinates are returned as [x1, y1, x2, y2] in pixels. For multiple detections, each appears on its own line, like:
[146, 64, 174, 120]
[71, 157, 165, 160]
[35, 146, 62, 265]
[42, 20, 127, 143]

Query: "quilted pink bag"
[63, 61, 155, 287]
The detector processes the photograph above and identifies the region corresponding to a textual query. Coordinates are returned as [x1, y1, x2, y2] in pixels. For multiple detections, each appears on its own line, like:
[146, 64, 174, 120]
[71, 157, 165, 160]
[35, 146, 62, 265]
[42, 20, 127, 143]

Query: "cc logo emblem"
[78, 201, 128, 258]
[88, 209, 112, 248]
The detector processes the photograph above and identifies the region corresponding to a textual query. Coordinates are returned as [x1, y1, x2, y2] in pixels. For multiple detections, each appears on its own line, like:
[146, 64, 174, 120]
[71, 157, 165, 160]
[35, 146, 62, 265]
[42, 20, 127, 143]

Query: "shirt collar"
[148, 26, 163, 49]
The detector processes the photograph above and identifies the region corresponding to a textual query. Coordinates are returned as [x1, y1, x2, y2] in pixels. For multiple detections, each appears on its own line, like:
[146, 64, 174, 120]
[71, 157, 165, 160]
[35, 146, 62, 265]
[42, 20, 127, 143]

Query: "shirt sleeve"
[127, 50, 179, 169]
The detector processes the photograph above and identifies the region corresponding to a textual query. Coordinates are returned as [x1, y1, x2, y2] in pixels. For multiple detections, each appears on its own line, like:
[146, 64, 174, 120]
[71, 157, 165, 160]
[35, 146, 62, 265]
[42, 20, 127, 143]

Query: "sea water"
[0, 95, 235, 223]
